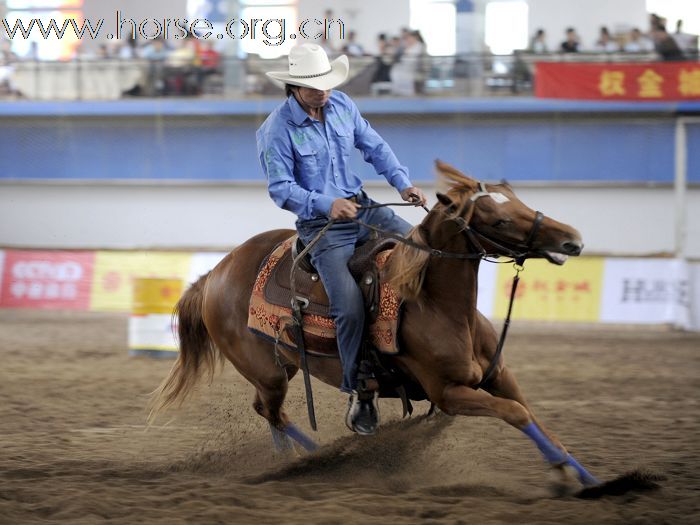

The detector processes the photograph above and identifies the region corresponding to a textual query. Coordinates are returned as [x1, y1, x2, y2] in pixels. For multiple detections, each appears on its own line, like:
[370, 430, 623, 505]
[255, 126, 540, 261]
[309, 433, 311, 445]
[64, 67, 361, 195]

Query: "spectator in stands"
[370, 33, 394, 92]
[0, 41, 17, 95]
[165, 36, 200, 95]
[197, 41, 222, 93]
[594, 26, 620, 52]
[390, 29, 427, 95]
[529, 29, 548, 54]
[342, 31, 365, 56]
[560, 28, 580, 53]
[651, 24, 684, 61]
[624, 28, 654, 52]
[117, 37, 139, 59]
[673, 20, 698, 56]
[142, 37, 169, 96]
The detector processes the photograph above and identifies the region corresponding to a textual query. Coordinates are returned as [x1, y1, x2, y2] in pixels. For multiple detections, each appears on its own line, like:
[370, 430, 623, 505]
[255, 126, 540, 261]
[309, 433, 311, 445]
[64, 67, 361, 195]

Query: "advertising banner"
[90, 251, 191, 312]
[535, 62, 700, 101]
[492, 257, 604, 322]
[600, 259, 691, 328]
[0, 250, 95, 310]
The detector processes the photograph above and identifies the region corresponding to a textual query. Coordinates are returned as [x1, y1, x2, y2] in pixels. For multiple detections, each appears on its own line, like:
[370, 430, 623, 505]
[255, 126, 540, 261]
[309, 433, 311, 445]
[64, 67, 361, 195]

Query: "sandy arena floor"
[1, 310, 699, 524]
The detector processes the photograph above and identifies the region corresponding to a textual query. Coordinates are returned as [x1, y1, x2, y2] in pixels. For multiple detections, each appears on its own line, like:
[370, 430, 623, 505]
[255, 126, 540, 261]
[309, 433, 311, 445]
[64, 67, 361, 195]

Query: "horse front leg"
[486, 366, 599, 488]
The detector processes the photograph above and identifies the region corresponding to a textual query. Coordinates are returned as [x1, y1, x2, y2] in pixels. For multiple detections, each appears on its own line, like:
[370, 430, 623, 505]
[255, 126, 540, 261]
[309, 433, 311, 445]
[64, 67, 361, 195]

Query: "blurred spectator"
[166, 38, 197, 67]
[651, 24, 684, 61]
[199, 41, 221, 71]
[26, 42, 39, 61]
[342, 31, 365, 56]
[142, 37, 169, 96]
[560, 28, 580, 53]
[390, 29, 427, 96]
[371, 33, 393, 89]
[197, 41, 222, 93]
[97, 44, 111, 60]
[142, 37, 169, 61]
[117, 38, 139, 59]
[165, 37, 200, 95]
[529, 29, 548, 53]
[673, 20, 698, 56]
[0, 41, 17, 95]
[594, 26, 620, 52]
[323, 8, 341, 55]
[624, 28, 654, 52]
[649, 13, 664, 33]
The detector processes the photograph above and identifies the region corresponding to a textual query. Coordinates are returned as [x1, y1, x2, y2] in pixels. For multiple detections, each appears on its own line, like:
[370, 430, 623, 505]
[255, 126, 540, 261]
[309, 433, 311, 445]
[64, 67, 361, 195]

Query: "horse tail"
[148, 272, 220, 423]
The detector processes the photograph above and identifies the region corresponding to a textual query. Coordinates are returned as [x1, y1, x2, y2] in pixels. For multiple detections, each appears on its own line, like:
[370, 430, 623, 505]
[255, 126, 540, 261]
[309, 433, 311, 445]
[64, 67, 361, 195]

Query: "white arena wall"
[1, 181, 698, 258]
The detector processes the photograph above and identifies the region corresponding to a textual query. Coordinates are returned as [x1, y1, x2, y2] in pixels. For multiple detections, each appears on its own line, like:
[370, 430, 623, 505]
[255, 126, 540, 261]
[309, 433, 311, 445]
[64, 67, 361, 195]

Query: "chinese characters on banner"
[492, 258, 604, 322]
[535, 62, 700, 101]
[0, 251, 95, 309]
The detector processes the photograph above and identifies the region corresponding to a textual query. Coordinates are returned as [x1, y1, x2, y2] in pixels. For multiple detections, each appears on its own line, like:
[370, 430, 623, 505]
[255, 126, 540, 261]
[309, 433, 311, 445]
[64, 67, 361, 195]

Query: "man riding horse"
[256, 43, 427, 435]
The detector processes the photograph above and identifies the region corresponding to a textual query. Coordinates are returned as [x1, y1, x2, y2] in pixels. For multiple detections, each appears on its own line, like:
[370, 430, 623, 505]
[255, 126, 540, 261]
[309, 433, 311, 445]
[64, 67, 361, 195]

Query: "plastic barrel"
[128, 278, 182, 358]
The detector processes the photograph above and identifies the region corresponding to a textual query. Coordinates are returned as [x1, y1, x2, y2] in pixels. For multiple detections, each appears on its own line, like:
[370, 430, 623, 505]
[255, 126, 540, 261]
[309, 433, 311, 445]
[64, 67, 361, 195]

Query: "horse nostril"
[562, 240, 583, 255]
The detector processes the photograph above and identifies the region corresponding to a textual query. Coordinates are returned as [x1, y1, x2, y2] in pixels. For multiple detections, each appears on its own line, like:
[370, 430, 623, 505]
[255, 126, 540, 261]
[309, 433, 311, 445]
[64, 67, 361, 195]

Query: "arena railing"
[0, 51, 696, 101]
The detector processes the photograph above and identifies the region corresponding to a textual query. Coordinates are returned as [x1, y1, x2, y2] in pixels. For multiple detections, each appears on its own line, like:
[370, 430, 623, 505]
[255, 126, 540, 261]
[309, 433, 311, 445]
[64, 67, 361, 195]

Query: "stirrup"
[345, 390, 380, 436]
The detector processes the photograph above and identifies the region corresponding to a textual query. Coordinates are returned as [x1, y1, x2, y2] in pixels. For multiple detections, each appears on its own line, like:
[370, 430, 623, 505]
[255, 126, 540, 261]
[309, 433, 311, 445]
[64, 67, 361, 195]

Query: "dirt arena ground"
[1, 310, 699, 525]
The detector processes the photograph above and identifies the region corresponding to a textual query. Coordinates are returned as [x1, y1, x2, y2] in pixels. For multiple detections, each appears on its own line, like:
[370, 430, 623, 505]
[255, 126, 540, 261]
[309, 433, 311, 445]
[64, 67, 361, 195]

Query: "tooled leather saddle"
[265, 235, 396, 325]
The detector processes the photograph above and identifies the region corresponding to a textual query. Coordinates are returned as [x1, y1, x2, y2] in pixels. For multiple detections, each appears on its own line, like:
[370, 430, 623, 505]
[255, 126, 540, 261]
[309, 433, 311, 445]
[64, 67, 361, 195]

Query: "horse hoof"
[548, 464, 579, 498]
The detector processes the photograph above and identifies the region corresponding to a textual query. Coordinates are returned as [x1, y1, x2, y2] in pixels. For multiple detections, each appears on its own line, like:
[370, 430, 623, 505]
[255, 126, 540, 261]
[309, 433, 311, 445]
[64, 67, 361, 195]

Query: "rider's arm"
[257, 131, 335, 220]
[339, 92, 412, 193]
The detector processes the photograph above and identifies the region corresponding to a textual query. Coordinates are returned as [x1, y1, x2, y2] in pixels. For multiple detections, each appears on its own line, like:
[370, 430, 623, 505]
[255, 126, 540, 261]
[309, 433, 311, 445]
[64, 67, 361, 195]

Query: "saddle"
[265, 235, 395, 320]
[247, 234, 402, 358]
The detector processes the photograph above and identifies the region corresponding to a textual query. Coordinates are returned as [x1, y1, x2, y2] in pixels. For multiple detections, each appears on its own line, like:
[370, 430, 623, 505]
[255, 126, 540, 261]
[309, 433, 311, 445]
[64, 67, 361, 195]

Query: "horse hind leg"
[249, 360, 318, 453]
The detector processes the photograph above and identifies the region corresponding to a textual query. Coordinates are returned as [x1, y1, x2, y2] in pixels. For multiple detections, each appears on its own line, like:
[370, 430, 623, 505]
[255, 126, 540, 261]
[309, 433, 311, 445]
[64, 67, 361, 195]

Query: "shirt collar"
[286, 93, 335, 126]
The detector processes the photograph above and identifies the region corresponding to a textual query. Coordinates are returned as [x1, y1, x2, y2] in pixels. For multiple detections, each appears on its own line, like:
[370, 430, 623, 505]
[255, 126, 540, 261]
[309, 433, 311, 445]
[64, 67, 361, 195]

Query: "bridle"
[453, 182, 546, 266]
[351, 181, 546, 265]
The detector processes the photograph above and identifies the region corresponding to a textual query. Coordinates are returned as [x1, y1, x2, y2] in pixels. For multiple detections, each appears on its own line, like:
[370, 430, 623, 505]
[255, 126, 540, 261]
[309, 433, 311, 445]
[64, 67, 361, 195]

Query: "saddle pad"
[247, 235, 402, 356]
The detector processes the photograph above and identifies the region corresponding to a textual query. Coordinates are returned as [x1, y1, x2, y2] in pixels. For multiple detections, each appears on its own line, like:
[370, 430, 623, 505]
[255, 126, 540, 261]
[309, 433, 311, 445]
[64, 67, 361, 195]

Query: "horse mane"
[384, 160, 478, 300]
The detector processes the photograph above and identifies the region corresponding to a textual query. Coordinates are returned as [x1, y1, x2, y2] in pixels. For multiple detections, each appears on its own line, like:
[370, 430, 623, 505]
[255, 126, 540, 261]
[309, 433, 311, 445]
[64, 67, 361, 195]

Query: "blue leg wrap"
[284, 423, 318, 452]
[565, 454, 600, 487]
[522, 423, 600, 486]
[522, 422, 567, 464]
[268, 422, 293, 452]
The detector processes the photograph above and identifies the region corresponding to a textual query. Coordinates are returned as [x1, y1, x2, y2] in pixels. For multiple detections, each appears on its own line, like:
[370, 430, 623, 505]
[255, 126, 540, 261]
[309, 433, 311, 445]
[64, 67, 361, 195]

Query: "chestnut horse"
[149, 160, 599, 488]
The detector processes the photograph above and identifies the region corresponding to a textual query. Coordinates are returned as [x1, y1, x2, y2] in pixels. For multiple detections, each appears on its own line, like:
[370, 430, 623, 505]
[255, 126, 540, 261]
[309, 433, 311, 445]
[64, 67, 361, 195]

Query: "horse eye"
[492, 219, 510, 228]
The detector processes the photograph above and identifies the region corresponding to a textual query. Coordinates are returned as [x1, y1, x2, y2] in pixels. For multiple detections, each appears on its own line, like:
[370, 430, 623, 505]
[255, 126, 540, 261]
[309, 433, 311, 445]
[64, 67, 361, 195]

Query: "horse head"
[432, 159, 583, 265]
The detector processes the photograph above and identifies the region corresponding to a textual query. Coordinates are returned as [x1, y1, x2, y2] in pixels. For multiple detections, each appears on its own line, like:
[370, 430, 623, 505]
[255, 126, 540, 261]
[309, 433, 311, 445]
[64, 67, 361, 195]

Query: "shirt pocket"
[293, 141, 318, 178]
[334, 126, 355, 157]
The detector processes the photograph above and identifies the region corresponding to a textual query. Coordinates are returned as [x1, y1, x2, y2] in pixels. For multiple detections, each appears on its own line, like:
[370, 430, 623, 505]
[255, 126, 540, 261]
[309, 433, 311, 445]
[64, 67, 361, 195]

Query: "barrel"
[128, 278, 182, 358]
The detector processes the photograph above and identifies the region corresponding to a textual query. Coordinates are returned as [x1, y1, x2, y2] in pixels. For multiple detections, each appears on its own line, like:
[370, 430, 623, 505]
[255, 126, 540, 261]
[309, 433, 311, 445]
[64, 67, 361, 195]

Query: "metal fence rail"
[0, 51, 697, 100]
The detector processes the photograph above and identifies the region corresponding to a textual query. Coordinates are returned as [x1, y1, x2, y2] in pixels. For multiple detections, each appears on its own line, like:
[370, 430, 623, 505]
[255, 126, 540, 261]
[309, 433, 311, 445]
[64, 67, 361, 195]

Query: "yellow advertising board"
[90, 251, 191, 312]
[493, 257, 605, 322]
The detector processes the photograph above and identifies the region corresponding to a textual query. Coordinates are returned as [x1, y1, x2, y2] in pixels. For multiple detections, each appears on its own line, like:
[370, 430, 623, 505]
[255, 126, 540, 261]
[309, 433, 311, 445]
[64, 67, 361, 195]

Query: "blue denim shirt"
[256, 90, 412, 221]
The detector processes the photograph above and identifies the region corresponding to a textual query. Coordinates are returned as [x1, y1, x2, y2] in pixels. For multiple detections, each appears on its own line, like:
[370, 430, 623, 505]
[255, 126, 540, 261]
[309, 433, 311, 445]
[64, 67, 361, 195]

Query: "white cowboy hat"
[266, 43, 349, 90]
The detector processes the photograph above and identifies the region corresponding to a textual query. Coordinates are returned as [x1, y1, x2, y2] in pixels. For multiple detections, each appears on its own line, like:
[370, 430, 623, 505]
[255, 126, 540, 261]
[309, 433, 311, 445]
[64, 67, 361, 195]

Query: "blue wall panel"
[0, 99, 690, 184]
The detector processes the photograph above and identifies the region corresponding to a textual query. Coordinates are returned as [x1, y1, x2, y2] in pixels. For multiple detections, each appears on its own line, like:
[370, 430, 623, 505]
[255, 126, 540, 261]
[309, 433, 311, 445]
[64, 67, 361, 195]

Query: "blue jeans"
[296, 191, 412, 393]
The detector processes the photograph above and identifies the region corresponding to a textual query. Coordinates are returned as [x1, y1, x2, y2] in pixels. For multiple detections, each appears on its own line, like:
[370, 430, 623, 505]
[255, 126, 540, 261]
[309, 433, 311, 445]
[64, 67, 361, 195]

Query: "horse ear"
[436, 192, 453, 207]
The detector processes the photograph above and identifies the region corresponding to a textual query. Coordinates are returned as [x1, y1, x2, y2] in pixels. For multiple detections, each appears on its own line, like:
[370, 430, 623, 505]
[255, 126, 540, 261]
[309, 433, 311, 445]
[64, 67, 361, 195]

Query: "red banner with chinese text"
[535, 62, 700, 101]
[0, 250, 95, 310]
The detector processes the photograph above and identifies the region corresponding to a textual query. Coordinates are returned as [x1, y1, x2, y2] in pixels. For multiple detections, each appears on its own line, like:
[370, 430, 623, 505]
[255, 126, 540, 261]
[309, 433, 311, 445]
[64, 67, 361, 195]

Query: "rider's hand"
[400, 186, 428, 206]
[330, 198, 360, 219]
